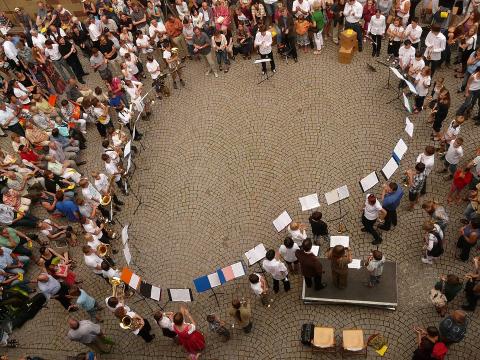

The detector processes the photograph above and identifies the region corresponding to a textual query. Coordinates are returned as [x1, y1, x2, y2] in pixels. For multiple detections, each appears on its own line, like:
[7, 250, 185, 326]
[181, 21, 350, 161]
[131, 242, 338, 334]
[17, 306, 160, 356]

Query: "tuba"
[120, 315, 143, 330]
[110, 276, 125, 303]
[97, 243, 110, 257]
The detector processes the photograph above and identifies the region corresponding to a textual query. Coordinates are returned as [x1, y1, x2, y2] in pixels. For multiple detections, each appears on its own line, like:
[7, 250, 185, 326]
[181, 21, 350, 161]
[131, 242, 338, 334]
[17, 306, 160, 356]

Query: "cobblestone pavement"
[4, 42, 480, 359]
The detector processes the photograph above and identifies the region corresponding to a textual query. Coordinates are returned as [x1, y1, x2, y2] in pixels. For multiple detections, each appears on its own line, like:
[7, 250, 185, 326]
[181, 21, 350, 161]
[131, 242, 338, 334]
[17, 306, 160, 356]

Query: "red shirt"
[453, 170, 473, 190]
[19, 149, 39, 163]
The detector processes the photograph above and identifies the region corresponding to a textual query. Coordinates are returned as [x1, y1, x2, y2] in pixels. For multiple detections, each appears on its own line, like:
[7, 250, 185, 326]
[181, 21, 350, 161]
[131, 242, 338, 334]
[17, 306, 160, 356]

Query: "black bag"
[301, 323, 315, 345]
[428, 231, 444, 257]
[12, 293, 47, 329]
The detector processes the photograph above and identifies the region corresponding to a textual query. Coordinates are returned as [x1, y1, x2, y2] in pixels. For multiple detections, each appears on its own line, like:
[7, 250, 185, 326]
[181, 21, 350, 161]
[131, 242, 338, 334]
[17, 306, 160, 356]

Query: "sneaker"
[214, 72, 218, 78]
[205, 70, 211, 76]
[262, 71, 266, 76]
[272, 69, 276, 73]
[421, 257, 433, 264]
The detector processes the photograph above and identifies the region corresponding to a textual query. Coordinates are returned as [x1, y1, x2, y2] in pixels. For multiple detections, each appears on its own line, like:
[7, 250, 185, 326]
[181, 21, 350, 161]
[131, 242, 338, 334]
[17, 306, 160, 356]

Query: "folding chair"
[311, 326, 336, 353]
[341, 329, 367, 358]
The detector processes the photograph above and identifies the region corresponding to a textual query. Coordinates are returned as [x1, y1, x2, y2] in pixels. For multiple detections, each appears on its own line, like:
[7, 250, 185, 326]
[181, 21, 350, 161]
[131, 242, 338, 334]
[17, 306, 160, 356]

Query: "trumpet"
[97, 243, 110, 257]
[120, 315, 143, 331]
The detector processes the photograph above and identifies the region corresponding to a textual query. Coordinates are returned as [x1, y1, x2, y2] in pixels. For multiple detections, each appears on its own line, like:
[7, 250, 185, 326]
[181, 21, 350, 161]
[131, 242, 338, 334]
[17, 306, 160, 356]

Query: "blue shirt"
[55, 200, 80, 222]
[382, 186, 404, 210]
[466, 52, 480, 74]
[76, 289, 96, 311]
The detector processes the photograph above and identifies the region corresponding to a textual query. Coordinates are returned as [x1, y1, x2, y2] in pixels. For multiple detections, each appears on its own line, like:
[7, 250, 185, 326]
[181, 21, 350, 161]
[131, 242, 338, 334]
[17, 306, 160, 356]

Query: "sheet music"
[311, 245, 320, 256]
[405, 80, 417, 94]
[405, 117, 414, 138]
[330, 236, 350, 248]
[360, 172, 379, 192]
[207, 272, 221, 288]
[299, 193, 320, 211]
[130, 273, 141, 289]
[124, 141, 132, 158]
[273, 211, 292, 232]
[337, 185, 350, 200]
[254, 59, 272, 63]
[245, 243, 267, 265]
[150, 286, 161, 301]
[127, 155, 132, 173]
[169, 288, 192, 302]
[390, 67, 405, 81]
[403, 93, 412, 113]
[382, 157, 399, 179]
[231, 262, 245, 278]
[122, 224, 129, 245]
[393, 139, 408, 160]
[324, 189, 340, 205]
[123, 243, 131, 265]
[348, 259, 362, 269]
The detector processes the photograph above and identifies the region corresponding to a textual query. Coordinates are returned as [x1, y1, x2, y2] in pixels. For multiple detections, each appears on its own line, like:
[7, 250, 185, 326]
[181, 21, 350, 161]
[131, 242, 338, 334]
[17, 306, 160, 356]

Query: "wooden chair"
[311, 326, 336, 353]
[341, 329, 367, 358]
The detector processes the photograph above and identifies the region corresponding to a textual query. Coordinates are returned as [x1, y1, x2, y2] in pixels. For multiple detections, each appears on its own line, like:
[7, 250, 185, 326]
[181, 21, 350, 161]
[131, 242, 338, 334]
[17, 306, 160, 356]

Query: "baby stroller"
[152, 73, 170, 100]
[278, 36, 295, 63]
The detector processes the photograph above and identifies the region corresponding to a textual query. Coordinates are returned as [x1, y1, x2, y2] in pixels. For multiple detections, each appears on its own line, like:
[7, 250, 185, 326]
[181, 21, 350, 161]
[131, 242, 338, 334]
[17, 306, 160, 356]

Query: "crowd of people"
[0, 0, 477, 358]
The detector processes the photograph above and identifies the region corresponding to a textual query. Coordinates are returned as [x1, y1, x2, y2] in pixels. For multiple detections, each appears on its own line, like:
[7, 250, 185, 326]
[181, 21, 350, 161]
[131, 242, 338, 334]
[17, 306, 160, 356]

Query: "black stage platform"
[302, 259, 398, 310]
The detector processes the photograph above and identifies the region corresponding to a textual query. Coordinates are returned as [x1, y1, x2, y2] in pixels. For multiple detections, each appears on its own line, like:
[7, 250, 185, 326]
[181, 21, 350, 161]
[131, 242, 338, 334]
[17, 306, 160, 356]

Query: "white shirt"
[343, 1, 363, 23]
[415, 73, 431, 96]
[250, 273, 265, 295]
[13, 84, 30, 105]
[44, 44, 62, 61]
[149, 22, 167, 42]
[254, 31, 273, 55]
[388, 24, 404, 41]
[416, 153, 435, 176]
[363, 194, 382, 220]
[368, 15, 386, 35]
[292, 0, 311, 16]
[102, 267, 120, 279]
[279, 243, 300, 263]
[445, 141, 464, 165]
[84, 253, 103, 274]
[135, 35, 151, 54]
[176, 2, 189, 20]
[287, 225, 307, 245]
[81, 183, 101, 203]
[105, 296, 131, 312]
[32, 33, 47, 50]
[146, 60, 161, 79]
[38, 274, 61, 300]
[88, 22, 102, 42]
[444, 120, 461, 143]
[2, 41, 18, 62]
[0, 106, 19, 127]
[126, 311, 142, 335]
[94, 173, 109, 194]
[398, 46, 416, 69]
[262, 258, 288, 280]
[424, 31, 446, 61]
[105, 161, 121, 182]
[405, 23, 422, 44]
[157, 314, 174, 330]
[410, 58, 425, 74]
[118, 108, 132, 125]
[426, 223, 443, 251]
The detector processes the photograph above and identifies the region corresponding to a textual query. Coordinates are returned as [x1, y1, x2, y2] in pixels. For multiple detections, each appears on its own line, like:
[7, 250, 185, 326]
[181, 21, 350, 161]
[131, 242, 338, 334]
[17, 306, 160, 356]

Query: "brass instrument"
[171, 47, 179, 54]
[110, 276, 125, 302]
[97, 243, 110, 257]
[100, 194, 112, 206]
[120, 314, 143, 330]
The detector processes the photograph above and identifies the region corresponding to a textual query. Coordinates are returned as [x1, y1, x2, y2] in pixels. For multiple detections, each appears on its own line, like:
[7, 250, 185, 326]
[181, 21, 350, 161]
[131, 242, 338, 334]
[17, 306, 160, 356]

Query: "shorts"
[444, 159, 457, 174]
[408, 190, 419, 202]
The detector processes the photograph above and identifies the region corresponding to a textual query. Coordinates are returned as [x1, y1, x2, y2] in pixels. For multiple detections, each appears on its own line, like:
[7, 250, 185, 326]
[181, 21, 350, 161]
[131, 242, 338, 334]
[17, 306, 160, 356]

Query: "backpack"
[431, 342, 448, 360]
[428, 231, 444, 257]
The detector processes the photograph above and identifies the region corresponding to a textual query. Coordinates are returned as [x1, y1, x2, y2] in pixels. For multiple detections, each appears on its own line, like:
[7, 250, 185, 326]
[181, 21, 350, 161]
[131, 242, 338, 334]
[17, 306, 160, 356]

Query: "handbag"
[429, 288, 447, 307]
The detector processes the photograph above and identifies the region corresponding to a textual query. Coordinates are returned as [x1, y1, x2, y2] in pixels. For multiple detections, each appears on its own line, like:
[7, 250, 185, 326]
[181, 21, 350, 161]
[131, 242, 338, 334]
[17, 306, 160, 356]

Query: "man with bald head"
[37, 273, 72, 310]
[438, 310, 468, 344]
[67, 317, 112, 353]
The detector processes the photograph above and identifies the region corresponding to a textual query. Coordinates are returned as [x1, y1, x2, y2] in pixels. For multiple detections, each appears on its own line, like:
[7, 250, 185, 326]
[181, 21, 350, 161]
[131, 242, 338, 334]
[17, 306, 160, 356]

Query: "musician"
[343, 0, 364, 51]
[105, 296, 130, 313]
[114, 306, 155, 343]
[367, 9, 386, 57]
[254, 25, 276, 75]
[404, 17, 422, 49]
[82, 245, 104, 278]
[92, 171, 126, 205]
[102, 139, 121, 166]
[424, 24, 446, 76]
[80, 216, 112, 245]
[408, 51, 425, 77]
[163, 41, 186, 90]
[101, 260, 120, 280]
[398, 40, 415, 71]
[106, 126, 129, 149]
[117, 103, 143, 141]
[101, 154, 126, 195]
[124, 79, 152, 118]
[386, 17, 404, 61]
[413, 66, 432, 113]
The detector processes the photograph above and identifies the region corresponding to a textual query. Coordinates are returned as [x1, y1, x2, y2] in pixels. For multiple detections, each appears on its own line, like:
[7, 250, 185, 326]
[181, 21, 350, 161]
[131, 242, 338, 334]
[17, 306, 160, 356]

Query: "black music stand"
[255, 58, 275, 85]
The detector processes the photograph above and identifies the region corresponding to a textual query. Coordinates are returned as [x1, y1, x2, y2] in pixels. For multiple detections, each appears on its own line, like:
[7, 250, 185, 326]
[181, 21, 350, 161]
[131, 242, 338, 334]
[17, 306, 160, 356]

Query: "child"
[365, 249, 385, 287]
[206, 313, 231, 341]
[398, 39, 415, 71]
[309, 211, 329, 245]
[153, 311, 177, 338]
[440, 137, 464, 180]
[248, 273, 272, 307]
[448, 166, 473, 204]
[408, 51, 425, 77]
[279, 237, 300, 273]
[295, 14, 311, 52]
[386, 17, 404, 61]
[413, 66, 432, 113]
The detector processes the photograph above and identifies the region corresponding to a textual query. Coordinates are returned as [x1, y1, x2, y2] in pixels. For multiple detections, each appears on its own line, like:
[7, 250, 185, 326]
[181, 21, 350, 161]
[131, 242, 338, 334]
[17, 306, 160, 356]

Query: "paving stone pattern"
[4, 44, 480, 359]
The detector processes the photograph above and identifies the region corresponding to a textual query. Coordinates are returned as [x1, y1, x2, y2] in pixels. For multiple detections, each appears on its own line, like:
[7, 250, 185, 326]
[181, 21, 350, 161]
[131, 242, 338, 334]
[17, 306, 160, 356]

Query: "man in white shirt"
[148, 19, 167, 45]
[442, 137, 464, 180]
[248, 273, 272, 306]
[254, 25, 276, 75]
[0, 102, 23, 136]
[404, 17, 422, 49]
[343, 0, 364, 51]
[82, 245, 104, 276]
[362, 193, 386, 245]
[30, 29, 47, 50]
[424, 24, 446, 76]
[292, 0, 311, 17]
[367, 10, 386, 57]
[2, 34, 19, 68]
[44, 39, 75, 81]
[279, 237, 300, 273]
[87, 18, 102, 46]
[101, 154, 125, 194]
[398, 40, 416, 71]
[262, 249, 290, 293]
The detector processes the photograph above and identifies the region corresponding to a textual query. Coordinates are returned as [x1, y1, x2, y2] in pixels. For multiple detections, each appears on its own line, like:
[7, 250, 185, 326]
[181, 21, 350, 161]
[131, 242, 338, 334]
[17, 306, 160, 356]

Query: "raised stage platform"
[301, 259, 398, 310]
